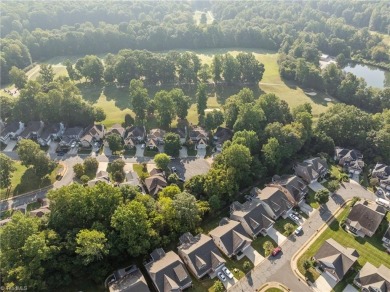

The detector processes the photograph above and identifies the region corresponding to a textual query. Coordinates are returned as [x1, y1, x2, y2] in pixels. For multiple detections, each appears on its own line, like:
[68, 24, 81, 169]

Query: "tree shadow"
[76, 83, 103, 104]
[104, 85, 131, 110]
[13, 168, 51, 196]
[214, 84, 265, 105]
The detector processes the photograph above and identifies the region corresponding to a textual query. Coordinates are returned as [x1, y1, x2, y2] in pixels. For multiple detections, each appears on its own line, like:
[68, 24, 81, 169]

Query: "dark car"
[57, 152, 65, 156]
[272, 246, 282, 256]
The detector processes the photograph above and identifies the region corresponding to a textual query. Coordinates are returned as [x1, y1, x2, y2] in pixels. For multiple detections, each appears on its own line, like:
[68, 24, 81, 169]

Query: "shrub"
[243, 260, 251, 271]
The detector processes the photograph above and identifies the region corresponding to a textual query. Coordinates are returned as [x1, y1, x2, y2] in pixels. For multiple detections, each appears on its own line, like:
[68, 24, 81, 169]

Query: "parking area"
[135, 145, 144, 157]
[168, 158, 211, 180]
[197, 147, 206, 158]
[267, 227, 287, 245]
[312, 272, 337, 292]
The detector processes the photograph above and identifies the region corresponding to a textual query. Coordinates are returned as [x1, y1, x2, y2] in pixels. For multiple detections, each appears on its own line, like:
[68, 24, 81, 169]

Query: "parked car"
[377, 188, 384, 196]
[217, 272, 226, 281]
[141, 144, 145, 149]
[57, 152, 65, 156]
[292, 211, 301, 218]
[272, 246, 282, 257]
[295, 226, 303, 235]
[222, 267, 233, 279]
[171, 167, 177, 173]
[70, 141, 76, 148]
[289, 213, 300, 223]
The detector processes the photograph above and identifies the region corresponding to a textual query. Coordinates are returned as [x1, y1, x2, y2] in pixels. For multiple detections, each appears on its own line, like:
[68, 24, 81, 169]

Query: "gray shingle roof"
[354, 262, 390, 292]
[346, 203, 385, 235]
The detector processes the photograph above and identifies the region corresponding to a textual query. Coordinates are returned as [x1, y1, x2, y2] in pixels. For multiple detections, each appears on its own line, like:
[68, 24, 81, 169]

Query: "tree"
[327, 180, 340, 193]
[168, 173, 180, 185]
[196, 83, 208, 116]
[154, 153, 170, 170]
[208, 195, 221, 210]
[232, 130, 260, 155]
[123, 113, 134, 127]
[110, 159, 125, 175]
[154, 90, 176, 128]
[0, 153, 15, 188]
[263, 241, 274, 256]
[159, 185, 181, 199]
[315, 189, 330, 205]
[199, 64, 211, 83]
[243, 261, 251, 271]
[75, 229, 108, 265]
[257, 93, 292, 125]
[303, 259, 313, 270]
[9, 66, 27, 89]
[75, 55, 104, 83]
[170, 89, 190, 120]
[205, 110, 224, 131]
[106, 133, 123, 154]
[222, 54, 240, 84]
[73, 163, 85, 179]
[262, 138, 282, 170]
[172, 192, 201, 233]
[284, 223, 295, 235]
[184, 175, 205, 198]
[120, 185, 141, 201]
[39, 64, 55, 84]
[83, 157, 99, 177]
[164, 133, 181, 157]
[233, 104, 266, 133]
[212, 55, 223, 83]
[130, 79, 149, 122]
[80, 175, 90, 185]
[111, 201, 153, 256]
[212, 280, 225, 292]
[94, 107, 106, 122]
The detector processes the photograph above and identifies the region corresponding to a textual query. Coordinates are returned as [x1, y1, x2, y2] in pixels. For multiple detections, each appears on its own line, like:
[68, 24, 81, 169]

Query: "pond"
[343, 63, 390, 89]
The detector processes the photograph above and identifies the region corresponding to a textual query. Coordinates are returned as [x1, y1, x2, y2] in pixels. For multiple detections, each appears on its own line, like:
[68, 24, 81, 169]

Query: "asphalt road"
[228, 181, 376, 292]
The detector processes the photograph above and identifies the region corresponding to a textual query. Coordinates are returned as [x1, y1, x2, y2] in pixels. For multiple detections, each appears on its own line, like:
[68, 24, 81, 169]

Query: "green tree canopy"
[0, 153, 15, 188]
[154, 153, 170, 170]
[75, 229, 109, 265]
[9, 66, 27, 89]
[106, 133, 123, 154]
[164, 132, 181, 157]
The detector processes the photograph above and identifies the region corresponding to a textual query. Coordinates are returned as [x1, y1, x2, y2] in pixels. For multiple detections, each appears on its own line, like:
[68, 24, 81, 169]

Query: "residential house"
[213, 127, 233, 152]
[80, 124, 105, 148]
[252, 185, 296, 220]
[345, 202, 385, 237]
[38, 123, 65, 146]
[124, 126, 146, 149]
[30, 206, 50, 218]
[119, 171, 140, 188]
[0, 121, 25, 144]
[18, 121, 44, 140]
[171, 127, 187, 145]
[382, 225, 390, 252]
[144, 173, 167, 197]
[272, 175, 308, 205]
[106, 124, 126, 139]
[372, 163, 390, 191]
[230, 199, 274, 238]
[88, 170, 110, 187]
[147, 129, 165, 150]
[334, 147, 364, 174]
[313, 238, 359, 282]
[145, 248, 192, 292]
[209, 218, 252, 259]
[60, 126, 84, 147]
[178, 232, 225, 279]
[107, 265, 150, 292]
[354, 262, 390, 292]
[189, 127, 208, 149]
[294, 157, 328, 184]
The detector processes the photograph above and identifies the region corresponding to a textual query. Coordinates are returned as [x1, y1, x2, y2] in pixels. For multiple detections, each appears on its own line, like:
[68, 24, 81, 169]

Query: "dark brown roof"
[257, 186, 295, 217]
[109, 267, 150, 292]
[145, 249, 191, 292]
[126, 126, 145, 139]
[0, 122, 21, 136]
[294, 157, 328, 183]
[346, 203, 385, 234]
[272, 175, 307, 203]
[144, 174, 167, 196]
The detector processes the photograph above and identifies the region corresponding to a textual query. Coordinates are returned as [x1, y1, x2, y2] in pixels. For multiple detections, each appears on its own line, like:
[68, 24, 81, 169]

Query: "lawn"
[251, 235, 278, 257]
[306, 189, 320, 209]
[297, 204, 390, 284]
[265, 288, 283, 292]
[0, 163, 60, 200]
[143, 148, 159, 158]
[224, 255, 253, 280]
[123, 148, 136, 157]
[132, 164, 148, 177]
[273, 217, 298, 236]
[40, 49, 334, 128]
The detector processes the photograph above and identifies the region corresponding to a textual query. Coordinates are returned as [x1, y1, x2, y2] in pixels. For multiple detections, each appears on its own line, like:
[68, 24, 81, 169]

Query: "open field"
[28, 49, 334, 127]
[297, 204, 390, 284]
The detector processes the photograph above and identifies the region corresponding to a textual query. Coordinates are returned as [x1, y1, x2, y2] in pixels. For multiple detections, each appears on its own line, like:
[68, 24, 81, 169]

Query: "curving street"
[228, 181, 376, 292]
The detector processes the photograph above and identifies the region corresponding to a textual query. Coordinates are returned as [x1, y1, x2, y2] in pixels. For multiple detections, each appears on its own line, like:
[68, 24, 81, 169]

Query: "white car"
[217, 272, 226, 281]
[70, 142, 76, 148]
[289, 213, 300, 223]
[141, 144, 145, 149]
[294, 226, 303, 235]
[222, 267, 233, 279]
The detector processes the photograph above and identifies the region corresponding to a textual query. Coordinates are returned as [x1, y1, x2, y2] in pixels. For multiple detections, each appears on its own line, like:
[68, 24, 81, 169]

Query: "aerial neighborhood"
[1, 1, 390, 292]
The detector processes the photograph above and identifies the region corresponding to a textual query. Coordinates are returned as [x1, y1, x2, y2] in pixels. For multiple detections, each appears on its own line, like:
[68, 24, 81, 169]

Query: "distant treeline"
[1, 1, 389, 84]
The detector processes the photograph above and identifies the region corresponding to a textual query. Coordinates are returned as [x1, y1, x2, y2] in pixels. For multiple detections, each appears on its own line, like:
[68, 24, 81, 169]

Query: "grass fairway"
[38, 49, 334, 127]
[297, 205, 390, 283]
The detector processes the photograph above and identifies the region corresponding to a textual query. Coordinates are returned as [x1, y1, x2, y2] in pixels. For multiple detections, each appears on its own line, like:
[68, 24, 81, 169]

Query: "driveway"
[308, 181, 326, 192]
[135, 145, 144, 157]
[179, 146, 188, 158]
[97, 162, 108, 173]
[343, 284, 358, 292]
[312, 272, 337, 292]
[351, 173, 360, 183]
[168, 158, 211, 180]
[103, 145, 112, 156]
[3, 140, 17, 152]
[299, 201, 315, 215]
[197, 148, 206, 158]
[267, 227, 287, 245]
[223, 275, 238, 290]
[48, 141, 58, 154]
[241, 246, 264, 266]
